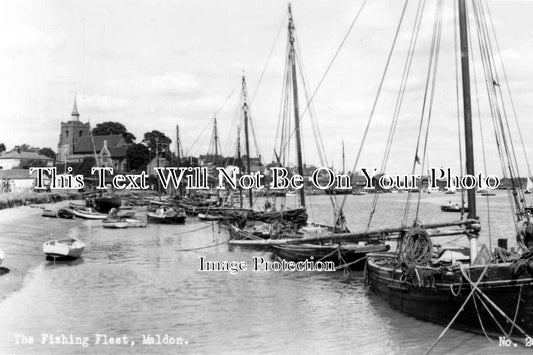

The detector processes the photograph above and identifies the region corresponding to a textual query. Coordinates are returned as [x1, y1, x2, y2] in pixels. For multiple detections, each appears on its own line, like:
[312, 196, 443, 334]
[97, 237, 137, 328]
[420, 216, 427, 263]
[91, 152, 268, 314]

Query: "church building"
[57, 97, 130, 171]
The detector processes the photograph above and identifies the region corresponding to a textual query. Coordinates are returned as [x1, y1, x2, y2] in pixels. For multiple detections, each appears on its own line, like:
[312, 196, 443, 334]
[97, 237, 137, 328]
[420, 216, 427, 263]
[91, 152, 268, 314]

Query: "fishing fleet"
[1, 0, 533, 352]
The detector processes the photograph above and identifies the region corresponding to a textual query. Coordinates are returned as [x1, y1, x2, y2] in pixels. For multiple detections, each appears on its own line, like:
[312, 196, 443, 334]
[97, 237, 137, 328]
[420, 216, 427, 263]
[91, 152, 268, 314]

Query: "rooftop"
[74, 135, 125, 154]
[0, 169, 40, 179]
[0, 150, 53, 161]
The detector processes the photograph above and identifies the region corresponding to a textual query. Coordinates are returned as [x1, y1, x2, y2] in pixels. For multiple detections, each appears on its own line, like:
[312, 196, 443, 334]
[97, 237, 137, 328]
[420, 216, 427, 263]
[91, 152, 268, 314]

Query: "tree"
[126, 144, 150, 171]
[70, 157, 96, 177]
[92, 121, 136, 143]
[0, 143, 5, 153]
[142, 130, 172, 158]
[14, 144, 37, 152]
[38, 147, 56, 160]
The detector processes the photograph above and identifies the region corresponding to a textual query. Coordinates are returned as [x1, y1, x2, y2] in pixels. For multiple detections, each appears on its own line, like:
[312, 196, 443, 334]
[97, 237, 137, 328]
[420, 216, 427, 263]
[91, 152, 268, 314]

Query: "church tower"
[57, 95, 91, 162]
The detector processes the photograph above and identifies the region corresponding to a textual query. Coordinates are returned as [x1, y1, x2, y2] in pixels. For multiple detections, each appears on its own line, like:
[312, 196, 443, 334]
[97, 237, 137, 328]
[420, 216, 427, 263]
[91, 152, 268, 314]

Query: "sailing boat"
[228, 5, 388, 268]
[176, 117, 223, 216]
[444, 183, 457, 194]
[525, 177, 533, 194]
[326, 141, 352, 195]
[366, 0, 532, 341]
[225, 73, 308, 240]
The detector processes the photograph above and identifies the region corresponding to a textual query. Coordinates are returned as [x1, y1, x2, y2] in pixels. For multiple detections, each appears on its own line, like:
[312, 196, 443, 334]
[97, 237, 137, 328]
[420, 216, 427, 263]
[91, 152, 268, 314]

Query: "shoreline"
[0, 191, 82, 211]
[0, 200, 78, 302]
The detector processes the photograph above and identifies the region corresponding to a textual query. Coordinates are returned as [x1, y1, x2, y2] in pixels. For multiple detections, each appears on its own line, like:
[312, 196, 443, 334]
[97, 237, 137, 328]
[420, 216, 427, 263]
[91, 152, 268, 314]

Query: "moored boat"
[198, 213, 225, 221]
[88, 195, 122, 213]
[147, 206, 186, 224]
[42, 207, 74, 219]
[525, 178, 533, 194]
[70, 206, 107, 219]
[365, 0, 533, 343]
[477, 188, 496, 196]
[102, 219, 129, 228]
[0, 247, 4, 266]
[366, 249, 533, 337]
[274, 243, 389, 270]
[43, 238, 85, 260]
[228, 6, 382, 269]
[102, 217, 147, 228]
[440, 203, 469, 213]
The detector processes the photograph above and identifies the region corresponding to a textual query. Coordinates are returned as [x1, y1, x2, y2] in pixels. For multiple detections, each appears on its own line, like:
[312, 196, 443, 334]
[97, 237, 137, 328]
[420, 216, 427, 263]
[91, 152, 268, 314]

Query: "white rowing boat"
[43, 238, 85, 259]
[70, 206, 107, 220]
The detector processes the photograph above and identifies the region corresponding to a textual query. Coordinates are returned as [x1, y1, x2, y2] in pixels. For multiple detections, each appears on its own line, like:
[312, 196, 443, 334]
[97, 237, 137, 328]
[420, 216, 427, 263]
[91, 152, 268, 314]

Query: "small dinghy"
[102, 217, 147, 228]
[197, 213, 227, 221]
[102, 219, 129, 228]
[42, 208, 74, 219]
[43, 238, 85, 260]
[440, 203, 469, 213]
[103, 208, 147, 228]
[0, 247, 5, 266]
[147, 206, 186, 224]
[124, 218, 147, 227]
[70, 206, 107, 220]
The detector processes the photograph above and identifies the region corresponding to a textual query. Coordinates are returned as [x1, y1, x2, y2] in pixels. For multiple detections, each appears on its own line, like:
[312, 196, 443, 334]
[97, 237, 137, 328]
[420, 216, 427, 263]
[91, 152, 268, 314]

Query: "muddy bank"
[0, 192, 82, 210]
[0, 201, 81, 302]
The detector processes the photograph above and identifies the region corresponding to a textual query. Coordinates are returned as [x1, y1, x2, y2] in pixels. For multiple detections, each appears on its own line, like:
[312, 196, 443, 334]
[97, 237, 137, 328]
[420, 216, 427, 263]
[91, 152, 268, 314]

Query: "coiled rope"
[397, 224, 433, 266]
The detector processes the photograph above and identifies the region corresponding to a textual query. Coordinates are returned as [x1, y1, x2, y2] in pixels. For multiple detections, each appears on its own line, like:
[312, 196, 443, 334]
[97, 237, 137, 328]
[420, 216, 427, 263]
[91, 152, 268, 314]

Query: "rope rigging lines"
[341, 0, 409, 220]
[366, 0, 426, 230]
[470, 0, 528, 228]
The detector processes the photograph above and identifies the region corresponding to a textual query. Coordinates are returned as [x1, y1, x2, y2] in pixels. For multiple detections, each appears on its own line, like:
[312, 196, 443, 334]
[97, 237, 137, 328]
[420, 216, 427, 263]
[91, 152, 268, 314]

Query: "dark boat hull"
[440, 205, 469, 213]
[147, 214, 186, 224]
[325, 189, 352, 195]
[366, 257, 533, 338]
[92, 196, 122, 213]
[57, 208, 74, 218]
[274, 244, 389, 270]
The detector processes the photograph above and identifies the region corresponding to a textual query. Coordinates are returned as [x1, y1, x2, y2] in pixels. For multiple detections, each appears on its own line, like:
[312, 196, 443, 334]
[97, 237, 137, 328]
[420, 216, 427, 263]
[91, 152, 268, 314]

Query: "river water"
[0, 192, 530, 354]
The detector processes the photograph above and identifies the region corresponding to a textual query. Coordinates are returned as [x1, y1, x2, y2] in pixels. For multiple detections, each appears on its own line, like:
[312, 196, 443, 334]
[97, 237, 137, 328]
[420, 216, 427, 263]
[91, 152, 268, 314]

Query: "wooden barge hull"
[147, 214, 186, 224]
[366, 258, 533, 338]
[274, 244, 389, 270]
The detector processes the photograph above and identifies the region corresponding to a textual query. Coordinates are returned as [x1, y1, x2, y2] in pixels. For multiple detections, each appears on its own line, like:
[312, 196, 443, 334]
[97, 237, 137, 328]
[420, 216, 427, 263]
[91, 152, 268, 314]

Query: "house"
[0, 169, 48, 193]
[0, 150, 53, 170]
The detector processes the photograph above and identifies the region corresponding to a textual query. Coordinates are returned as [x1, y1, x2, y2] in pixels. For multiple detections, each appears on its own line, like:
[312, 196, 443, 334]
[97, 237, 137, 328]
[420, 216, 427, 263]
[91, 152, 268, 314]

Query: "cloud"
[81, 95, 133, 114]
[0, 24, 64, 54]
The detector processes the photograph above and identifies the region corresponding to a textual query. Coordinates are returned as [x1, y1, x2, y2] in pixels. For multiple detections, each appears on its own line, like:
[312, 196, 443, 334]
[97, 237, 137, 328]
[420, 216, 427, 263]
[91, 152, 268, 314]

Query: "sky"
[1, 0, 532, 177]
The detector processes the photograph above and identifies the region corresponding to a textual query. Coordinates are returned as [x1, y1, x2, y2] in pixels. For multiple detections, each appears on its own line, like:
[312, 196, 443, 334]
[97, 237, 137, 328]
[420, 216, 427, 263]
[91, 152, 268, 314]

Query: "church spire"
[71, 94, 80, 120]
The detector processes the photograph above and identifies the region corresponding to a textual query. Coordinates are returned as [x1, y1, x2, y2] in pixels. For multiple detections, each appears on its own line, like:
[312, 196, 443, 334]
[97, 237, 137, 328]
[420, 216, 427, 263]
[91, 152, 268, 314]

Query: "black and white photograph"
[0, 0, 532, 353]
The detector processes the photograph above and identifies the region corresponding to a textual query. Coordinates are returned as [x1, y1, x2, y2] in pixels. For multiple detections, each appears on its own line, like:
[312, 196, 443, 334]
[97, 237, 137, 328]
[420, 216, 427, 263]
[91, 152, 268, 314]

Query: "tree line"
[0, 121, 178, 173]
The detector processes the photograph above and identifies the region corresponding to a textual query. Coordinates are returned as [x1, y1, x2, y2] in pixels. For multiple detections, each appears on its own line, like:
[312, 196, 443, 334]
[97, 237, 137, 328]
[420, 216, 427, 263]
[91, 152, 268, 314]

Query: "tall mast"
[176, 124, 181, 196]
[288, 4, 305, 208]
[342, 140, 345, 174]
[241, 75, 253, 208]
[176, 124, 181, 165]
[458, 0, 478, 262]
[236, 125, 243, 208]
[213, 117, 219, 166]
